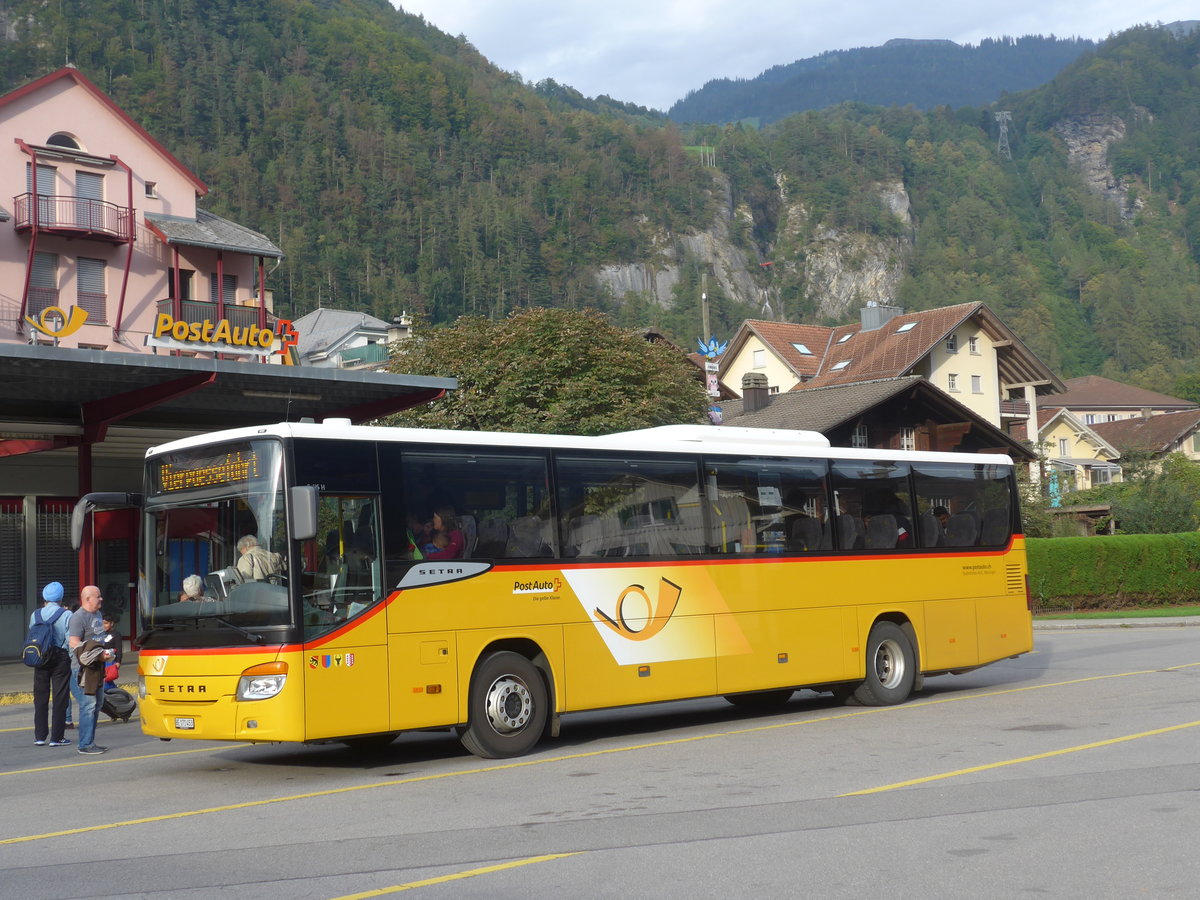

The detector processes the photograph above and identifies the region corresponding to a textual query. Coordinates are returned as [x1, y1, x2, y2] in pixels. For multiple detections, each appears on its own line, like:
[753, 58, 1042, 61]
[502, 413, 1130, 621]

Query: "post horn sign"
[25, 305, 89, 338]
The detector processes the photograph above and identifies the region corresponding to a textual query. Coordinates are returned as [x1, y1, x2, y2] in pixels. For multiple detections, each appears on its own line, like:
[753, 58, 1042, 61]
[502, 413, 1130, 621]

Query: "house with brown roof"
[717, 373, 1036, 461]
[1036, 375, 1197, 425]
[718, 302, 1063, 439]
[1090, 409, 1200, 466]
[1028, 407, 1122, 497]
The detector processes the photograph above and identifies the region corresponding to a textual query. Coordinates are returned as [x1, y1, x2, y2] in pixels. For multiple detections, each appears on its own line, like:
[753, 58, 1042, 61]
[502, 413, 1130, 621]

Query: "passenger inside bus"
[236, 534, 285, 582]
[179, 574, 216, 603]
[424, 506, 465, 559]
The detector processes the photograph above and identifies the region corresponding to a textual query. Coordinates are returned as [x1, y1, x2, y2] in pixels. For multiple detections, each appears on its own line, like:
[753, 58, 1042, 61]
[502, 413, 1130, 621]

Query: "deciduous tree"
[385, 308, 709, 435]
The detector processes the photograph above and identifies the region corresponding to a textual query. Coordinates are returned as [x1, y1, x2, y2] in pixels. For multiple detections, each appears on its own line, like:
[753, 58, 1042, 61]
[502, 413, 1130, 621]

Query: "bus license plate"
[175, 717, 195, 730]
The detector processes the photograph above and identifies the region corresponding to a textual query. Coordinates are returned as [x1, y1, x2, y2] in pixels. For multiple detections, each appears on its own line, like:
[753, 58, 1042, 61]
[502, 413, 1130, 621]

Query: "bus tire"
[724, 689, 794, 709]
[852, 621, 915, 706]
[461, 651, 548, 759]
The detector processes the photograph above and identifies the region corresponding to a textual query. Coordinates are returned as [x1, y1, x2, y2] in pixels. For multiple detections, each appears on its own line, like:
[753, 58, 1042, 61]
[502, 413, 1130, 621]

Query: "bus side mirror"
[290, 486, 319, 542]
[71, 492, 144, 551]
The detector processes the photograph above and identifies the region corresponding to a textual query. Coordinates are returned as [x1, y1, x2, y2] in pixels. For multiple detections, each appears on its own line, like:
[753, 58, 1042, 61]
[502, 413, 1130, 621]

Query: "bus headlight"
[237, 662, 288, 701]
[138, 674, 146, 700]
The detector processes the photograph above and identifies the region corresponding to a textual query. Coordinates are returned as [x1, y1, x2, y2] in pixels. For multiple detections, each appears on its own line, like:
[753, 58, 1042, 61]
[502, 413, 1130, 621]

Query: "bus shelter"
[0, 342, 454, 653]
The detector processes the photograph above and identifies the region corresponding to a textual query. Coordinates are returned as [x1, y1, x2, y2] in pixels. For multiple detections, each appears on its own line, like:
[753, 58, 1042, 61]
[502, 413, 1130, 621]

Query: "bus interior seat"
[919, 512, 943, 547]
[789, 517, 823, 552]
[506, 516, 549, 557]
[836, 514, 865, 550]
[979, 508, 1010, 545]
[565, 514, 601, 557]
[475, 517, 509, 558]
[458, 513, 478, 557]
[866, 514, 898, 549]
[819, 519, 834, 550]
[945, 513, 979, 546]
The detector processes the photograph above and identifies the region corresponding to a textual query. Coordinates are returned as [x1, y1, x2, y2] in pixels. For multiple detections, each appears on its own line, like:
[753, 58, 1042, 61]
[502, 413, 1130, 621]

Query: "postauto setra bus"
[74, 419, 1032, 758]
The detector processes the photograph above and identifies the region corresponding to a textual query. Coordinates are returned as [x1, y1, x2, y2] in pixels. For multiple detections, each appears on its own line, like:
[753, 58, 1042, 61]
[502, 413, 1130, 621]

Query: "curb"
[1033, 618, 1200, 630]
[0, 683, 138, 707]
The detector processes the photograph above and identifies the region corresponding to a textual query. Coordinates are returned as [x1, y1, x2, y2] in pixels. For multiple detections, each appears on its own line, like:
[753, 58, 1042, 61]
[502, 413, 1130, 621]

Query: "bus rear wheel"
[460, 651, 548, 759]
[852, 621, 915, 706]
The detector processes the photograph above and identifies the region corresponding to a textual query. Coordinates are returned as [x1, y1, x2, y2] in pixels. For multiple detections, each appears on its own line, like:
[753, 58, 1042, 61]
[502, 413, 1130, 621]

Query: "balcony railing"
[13, 193, 134, 242]
[156, 298, 269, 331]
[999, 399, 1031, 418]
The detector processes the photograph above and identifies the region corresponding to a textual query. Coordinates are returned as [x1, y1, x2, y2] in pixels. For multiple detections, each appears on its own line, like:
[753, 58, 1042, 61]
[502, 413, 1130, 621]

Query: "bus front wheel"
[852, 621, 915, 706]
[461, 651, 548, 759]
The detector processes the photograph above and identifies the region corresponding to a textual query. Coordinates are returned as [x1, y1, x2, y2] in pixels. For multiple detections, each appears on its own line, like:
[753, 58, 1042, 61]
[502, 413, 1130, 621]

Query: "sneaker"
[49, 738, 72, 747]
[77, 745, 107, 755]
[34, 739, 46, 746]
[65, 722, 75, 729]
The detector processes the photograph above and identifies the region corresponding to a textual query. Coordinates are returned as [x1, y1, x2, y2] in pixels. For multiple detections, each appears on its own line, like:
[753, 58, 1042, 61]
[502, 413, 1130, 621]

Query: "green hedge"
[1027, 533, 1200, 610]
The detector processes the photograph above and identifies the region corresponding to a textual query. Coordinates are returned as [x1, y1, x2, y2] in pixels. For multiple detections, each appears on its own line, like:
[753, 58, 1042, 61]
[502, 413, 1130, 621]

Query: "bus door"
[298, 494, 390, 740]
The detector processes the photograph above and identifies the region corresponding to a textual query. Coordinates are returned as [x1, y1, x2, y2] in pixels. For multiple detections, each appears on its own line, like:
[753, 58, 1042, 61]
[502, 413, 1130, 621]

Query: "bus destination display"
[156, 450, 260, 493]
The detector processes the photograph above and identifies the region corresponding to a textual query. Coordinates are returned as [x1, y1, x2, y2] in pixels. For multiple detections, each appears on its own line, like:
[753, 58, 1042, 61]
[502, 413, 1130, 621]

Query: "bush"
[1027, 532, 1200, 610]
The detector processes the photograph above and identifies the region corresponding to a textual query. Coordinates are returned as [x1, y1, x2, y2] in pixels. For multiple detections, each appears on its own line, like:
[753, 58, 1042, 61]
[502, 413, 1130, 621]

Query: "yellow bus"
[73, 420, 1031, 758]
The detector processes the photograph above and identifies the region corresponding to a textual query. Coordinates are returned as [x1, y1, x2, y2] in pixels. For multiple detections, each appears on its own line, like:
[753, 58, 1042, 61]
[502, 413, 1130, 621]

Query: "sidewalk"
[1, 651, 139, 705]
[3, 616, 1198, 704]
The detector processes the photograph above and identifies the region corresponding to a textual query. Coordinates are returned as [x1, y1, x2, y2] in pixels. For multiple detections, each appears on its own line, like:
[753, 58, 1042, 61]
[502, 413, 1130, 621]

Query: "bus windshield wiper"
[215, 617, 265, 644]
[134, 623, 182, 647]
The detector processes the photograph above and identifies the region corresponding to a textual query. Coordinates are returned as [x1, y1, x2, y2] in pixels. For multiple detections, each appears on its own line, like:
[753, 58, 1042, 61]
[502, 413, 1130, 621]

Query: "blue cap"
[42, 581, 64, 603]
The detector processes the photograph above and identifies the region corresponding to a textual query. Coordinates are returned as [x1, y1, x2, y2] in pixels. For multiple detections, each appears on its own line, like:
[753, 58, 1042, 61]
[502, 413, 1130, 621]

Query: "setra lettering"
[158, 684, 207, 694]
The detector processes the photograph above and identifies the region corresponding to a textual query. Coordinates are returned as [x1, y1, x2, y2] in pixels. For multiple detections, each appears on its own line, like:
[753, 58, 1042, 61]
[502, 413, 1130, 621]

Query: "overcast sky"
[394, 1, 1197, 111]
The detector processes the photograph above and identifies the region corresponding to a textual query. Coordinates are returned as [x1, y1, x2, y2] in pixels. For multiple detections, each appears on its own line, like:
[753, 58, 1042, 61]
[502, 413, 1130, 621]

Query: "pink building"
[0, 69, 453, 652]
[0, 66, 282, 356]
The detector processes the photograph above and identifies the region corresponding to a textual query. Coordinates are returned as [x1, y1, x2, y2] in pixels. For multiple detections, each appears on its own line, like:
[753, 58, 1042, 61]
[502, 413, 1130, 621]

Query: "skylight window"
[791, 342, 812, 355]
[895, 322, 916, 333]
[836, 333, 853, 344]
[831, 360, 851, 371]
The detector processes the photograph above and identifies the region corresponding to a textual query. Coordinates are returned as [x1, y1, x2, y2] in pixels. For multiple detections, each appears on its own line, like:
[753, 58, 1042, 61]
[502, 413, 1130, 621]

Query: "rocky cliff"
[596, 173, 913, 323]
[1052, 111, 1148, 220]
[594, 171, 764, 312]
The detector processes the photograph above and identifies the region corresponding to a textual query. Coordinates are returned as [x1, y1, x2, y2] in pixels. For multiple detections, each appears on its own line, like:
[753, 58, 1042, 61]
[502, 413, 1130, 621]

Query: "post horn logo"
[25, 305, 89, 338]
[595, 578, 682, 641]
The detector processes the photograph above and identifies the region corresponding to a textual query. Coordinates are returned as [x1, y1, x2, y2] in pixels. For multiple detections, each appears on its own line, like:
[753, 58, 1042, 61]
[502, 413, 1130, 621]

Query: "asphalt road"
[1, 628, 1197, 899]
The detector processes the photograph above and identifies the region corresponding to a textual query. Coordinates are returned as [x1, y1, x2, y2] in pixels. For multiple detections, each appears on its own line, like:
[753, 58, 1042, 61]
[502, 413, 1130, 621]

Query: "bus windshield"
[142, 439, 292, 639]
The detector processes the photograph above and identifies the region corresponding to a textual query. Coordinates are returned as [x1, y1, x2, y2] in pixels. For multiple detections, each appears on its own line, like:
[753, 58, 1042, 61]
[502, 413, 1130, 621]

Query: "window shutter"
[77, 257, 107, 322]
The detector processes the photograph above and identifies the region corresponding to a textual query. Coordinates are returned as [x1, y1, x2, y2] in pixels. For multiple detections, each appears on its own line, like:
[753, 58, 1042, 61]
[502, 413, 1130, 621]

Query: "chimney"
[387, 311, 414, 344]
[860, 301, 904, 331]
[742, 371, 771, 413]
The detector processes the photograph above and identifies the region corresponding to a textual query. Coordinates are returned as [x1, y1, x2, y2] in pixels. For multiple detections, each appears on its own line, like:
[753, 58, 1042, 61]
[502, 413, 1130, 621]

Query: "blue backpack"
[21, 606, 65, 668]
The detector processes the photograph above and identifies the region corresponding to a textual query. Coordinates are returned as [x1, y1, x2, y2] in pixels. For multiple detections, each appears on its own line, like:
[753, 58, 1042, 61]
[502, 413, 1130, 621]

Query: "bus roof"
[145, 418, 1015, 467]
[145, 420, 1017, 468]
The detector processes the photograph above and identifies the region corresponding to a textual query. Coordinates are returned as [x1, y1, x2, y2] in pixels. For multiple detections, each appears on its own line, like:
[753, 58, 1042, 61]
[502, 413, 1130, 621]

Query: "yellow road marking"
[842, 719, 1200, 795]
[2, 661, 1197, 845]
[0, 746, 216, 776]
[329, 853, 580, 898]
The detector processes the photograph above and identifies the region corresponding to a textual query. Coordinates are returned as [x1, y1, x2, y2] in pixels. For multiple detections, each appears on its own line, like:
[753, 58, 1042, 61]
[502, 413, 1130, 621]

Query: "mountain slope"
[669, 36, 1094, 125]
[696, 22, 1200, 384]
[0, 0, 717, 324]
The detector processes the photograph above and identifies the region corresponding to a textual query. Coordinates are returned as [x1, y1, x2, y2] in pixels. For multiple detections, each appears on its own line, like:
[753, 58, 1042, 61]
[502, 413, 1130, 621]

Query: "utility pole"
[995, 111, 1012, 161]
[701, 272, 711, 342]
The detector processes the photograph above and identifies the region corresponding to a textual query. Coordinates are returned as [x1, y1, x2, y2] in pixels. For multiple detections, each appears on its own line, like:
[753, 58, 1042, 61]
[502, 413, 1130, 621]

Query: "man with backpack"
[28, 581, 73, 747]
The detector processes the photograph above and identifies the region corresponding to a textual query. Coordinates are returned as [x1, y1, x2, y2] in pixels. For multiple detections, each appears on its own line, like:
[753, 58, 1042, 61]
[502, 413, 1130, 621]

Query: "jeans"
[69, 670, 102, 749]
